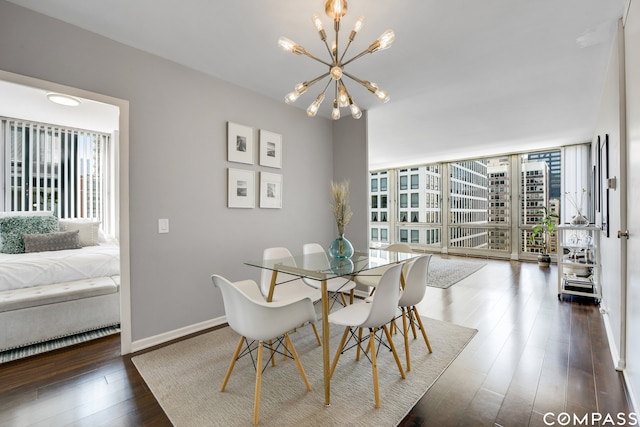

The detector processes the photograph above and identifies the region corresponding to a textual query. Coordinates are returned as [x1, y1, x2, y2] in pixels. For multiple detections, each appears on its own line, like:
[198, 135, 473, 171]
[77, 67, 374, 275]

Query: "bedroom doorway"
[0, 71, 131, 357]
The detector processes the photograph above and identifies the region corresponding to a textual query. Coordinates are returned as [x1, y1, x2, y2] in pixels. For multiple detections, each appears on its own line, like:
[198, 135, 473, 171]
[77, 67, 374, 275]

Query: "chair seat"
[327, 301, 371, 327]
[271, 279, 322, 303]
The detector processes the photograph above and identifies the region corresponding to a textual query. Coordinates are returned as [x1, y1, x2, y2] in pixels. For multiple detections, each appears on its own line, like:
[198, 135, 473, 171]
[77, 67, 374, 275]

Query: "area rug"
[0, 325, 120, 364]
[132, 317, 476, 427]
[427, 257, 486, 289]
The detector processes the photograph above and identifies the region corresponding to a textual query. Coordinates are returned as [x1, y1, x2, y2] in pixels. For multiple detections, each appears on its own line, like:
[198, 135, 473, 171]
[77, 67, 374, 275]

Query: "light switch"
[158, 218, 169, 234]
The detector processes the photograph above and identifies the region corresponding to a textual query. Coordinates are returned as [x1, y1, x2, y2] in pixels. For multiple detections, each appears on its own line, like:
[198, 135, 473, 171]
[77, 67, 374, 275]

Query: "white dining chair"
[302, 243, 356, 308]
[328, 263, 406, 408]
[395, 254, 433, 371]
[355, 243, 414, 291]
[260, 247, 323, 345]
[212, 274, 317, 426]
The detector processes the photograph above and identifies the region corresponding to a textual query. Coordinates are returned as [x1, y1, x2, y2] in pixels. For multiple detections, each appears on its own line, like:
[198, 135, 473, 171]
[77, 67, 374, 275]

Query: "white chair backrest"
[386, 243, 412, 253]
[212, 274, 316, 341]
[301, 243, 329, 285]
[386, 243, 414, 276]
[398, 255, 431, 307]
[361, 263, 403, 329]
[260, 247, 299, 297]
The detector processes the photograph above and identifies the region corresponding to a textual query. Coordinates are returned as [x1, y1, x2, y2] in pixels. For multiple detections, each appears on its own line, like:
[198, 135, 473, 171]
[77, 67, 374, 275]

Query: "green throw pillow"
[0, 215, 60, 254]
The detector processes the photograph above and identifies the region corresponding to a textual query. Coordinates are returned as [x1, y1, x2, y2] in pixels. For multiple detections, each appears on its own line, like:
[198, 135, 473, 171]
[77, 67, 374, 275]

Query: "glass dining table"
[245, 247, 419, 406]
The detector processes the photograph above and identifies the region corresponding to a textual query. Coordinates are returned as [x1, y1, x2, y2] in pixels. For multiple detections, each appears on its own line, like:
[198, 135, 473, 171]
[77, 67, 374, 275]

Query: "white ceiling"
[0, 80, 119, 133]
[4, 0, 626, 169]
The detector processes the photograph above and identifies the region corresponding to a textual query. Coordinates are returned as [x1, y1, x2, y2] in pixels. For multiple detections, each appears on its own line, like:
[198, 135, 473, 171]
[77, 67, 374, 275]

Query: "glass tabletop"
[245, 248, 419, 281]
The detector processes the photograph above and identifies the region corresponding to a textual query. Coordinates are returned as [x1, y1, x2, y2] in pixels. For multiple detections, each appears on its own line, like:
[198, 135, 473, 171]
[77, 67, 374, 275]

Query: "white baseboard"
[130, 316, 227, 353]
[600, 305, 624, 370]
[622, 370, 639, 414]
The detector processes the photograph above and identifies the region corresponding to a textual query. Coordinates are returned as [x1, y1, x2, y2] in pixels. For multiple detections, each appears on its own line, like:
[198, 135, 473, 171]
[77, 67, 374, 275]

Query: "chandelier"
[278, 0, 395, 120]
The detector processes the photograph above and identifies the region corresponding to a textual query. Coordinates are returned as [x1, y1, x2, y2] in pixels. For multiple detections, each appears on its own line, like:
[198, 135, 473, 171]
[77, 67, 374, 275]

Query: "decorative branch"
[330, 180, 353, 235]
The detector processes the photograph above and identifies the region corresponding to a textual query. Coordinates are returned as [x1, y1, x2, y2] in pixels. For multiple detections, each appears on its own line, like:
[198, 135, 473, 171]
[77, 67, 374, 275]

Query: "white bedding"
[0, 243, 120, 292]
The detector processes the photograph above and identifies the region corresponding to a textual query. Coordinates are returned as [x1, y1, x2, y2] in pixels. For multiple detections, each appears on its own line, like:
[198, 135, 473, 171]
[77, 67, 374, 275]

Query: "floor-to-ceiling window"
[369, 146, 588, 260]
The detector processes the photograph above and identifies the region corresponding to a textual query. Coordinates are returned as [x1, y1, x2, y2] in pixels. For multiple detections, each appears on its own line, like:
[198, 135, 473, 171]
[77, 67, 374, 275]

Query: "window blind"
[1, 118, 112, 231]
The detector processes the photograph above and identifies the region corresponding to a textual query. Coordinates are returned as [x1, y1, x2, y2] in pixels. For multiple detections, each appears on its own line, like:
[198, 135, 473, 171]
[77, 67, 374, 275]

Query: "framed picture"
[601, 134, 609, 237]
[228, 168, 255, 208]
[227, 122, 254, 164]
[594, 136, 602, 228]
[260, 172, 283, 209]
[259, 130, 282, 169]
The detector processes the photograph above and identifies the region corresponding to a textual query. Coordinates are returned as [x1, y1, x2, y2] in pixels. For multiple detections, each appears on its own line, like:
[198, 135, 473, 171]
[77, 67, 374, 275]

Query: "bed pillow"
[22, 230, 82, 253]
[58, 219, 101, 247]
[0, 215, 59, 254]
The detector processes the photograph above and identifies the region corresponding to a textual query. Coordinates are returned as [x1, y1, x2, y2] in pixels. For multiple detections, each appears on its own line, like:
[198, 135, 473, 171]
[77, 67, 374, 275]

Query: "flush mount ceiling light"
[278, 0, 395, 120]
[46, 92, 81, 107]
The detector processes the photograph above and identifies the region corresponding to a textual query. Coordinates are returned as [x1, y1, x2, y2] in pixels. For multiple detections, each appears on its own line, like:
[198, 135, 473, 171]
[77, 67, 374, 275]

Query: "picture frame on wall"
[227, 122, 254, 164]
[260, 172, 283, 209]
[601, 134, 610, 237]
[595, 135, 602, 228]
[259, 129, 282, 169]
[228, 168, 255, 208]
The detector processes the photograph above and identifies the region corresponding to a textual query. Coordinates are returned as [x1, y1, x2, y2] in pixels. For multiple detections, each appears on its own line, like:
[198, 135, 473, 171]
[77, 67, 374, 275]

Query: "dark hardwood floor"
[0, 258, 632, 426]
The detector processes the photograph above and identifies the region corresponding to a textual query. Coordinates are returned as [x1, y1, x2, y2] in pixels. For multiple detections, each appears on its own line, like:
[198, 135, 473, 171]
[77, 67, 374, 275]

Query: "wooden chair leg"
[402, 308, 411, 371]
[221, 335, 245, 392]
[356, 327, 364, 360]
[339, 292, 348, 307]
[253, 342, 264, 426]
[408, 309, 418, 339]
[330, 327, 351, 377]
[383, 324, 406, 380]
[311, 323, 322, 346]
[268, 339, 277, 366]
[370, 328, 381, 408]
[285, 333, 312, 391]
[412, 307, 432, 353]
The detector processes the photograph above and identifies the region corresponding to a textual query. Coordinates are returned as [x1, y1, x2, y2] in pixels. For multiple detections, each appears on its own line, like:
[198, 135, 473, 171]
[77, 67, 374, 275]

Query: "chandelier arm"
[314, 77, 333, 98]
[340, 78, 353, 98]
[338, 39, 355, 63]
[301, 50, 333, 67]
[307, 72, 332, 88]
[341, 46, 375, 67]
[341, 70, 367, 87]
[322, 39, 334, 59]
[333, 19, 340, 63]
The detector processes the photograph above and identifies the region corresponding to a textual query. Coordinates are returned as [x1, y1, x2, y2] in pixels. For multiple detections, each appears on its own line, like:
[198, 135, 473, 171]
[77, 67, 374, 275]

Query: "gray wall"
[0, 1, 367, 343]
[332, 112, 369, 252]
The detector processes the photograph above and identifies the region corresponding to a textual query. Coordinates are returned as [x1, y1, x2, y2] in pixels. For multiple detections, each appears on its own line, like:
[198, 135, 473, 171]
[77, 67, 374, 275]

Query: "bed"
[0, 212, 121, 352]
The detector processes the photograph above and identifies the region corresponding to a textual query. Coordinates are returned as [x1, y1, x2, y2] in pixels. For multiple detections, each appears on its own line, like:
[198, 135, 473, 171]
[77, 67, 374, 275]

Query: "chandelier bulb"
[312, 13, 324, 31]
[285, 91, 300, 104]
[349, 16, 365, 41]
[332, 100, 341, 120]
[353, 16, 365, 33]
[278, 36, 297, 52]
[338, 84, 348, 107]
[375, 88, 390, 103]
[377, 29, 395, 51]
[307, 93, 325, 117]
[349, 99, 362, 119]
[325, 0, 347, 21]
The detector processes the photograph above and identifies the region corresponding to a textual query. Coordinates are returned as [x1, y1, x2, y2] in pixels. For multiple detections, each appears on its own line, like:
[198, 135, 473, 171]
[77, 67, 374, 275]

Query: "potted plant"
[529, 206, 559, 267]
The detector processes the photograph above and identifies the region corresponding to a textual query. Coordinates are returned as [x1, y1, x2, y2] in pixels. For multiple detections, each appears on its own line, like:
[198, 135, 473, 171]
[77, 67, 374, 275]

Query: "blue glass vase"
[328, 234, 354, 259]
